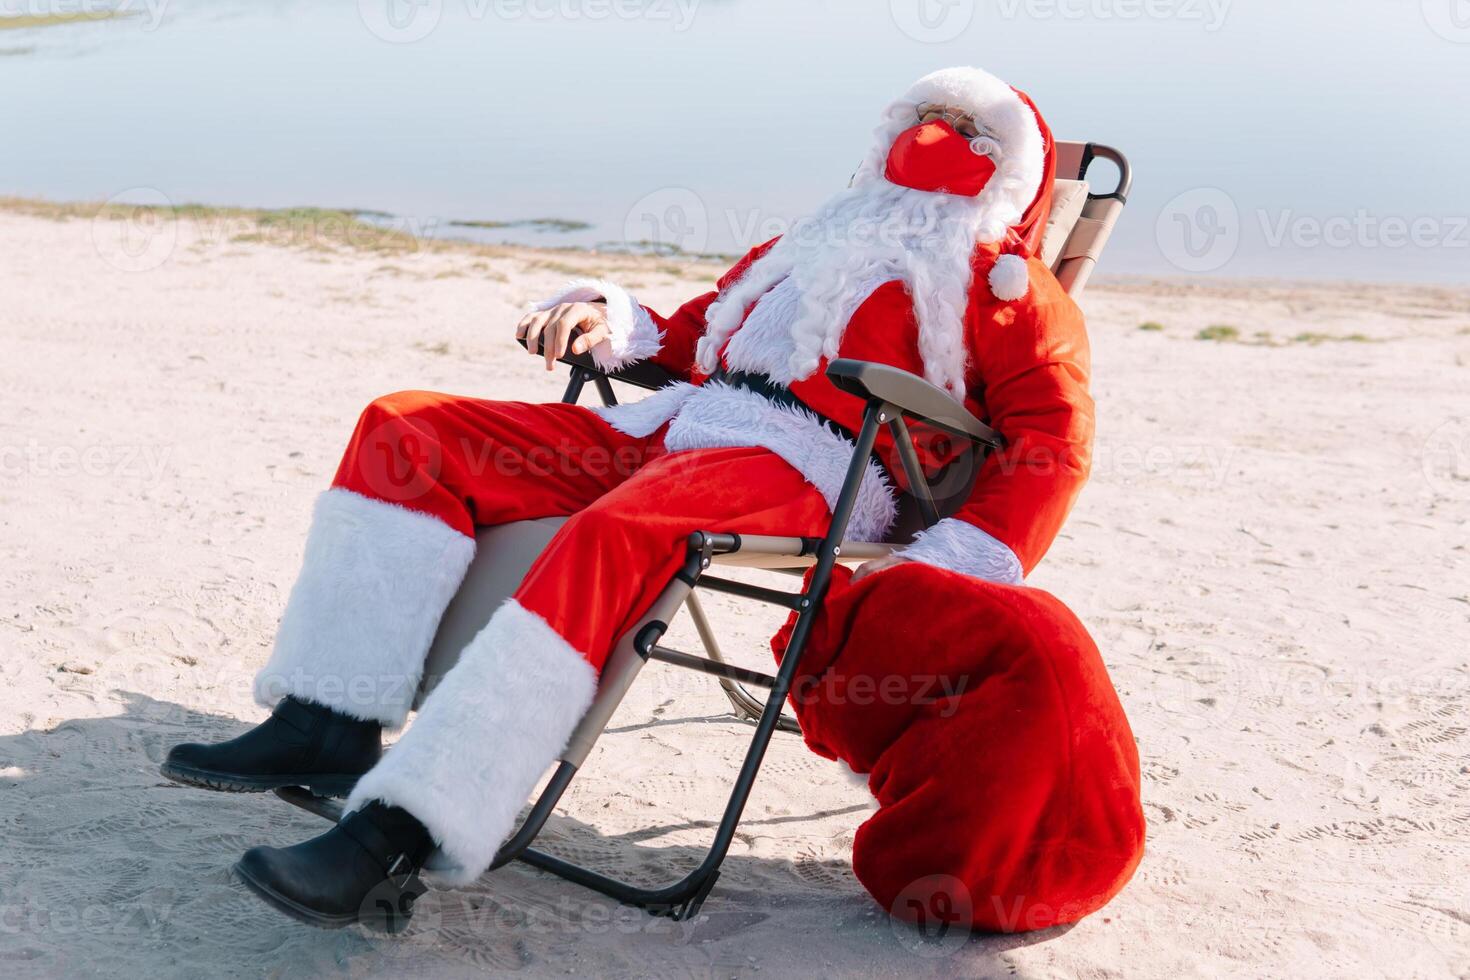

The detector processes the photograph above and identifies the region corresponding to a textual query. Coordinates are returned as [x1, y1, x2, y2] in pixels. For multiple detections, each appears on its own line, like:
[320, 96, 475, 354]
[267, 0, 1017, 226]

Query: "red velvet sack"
[772, 562, 1145, 933]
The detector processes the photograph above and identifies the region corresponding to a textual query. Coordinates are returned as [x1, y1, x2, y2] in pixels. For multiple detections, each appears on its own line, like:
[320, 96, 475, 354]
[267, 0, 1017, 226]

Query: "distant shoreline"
[0, 195, 742, 266]
[0, 195, 734, 271]
[0, 11, 129, 31]
[4, 195, 1469, 301]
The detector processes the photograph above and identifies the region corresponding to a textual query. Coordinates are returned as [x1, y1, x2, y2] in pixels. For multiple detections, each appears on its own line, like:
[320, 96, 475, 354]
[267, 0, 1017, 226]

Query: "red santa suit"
[251, 66, 1104, 896]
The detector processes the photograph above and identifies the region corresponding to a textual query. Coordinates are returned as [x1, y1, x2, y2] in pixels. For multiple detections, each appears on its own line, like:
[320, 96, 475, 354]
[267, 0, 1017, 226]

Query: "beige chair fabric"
[1054, 196, 1124, 296]
[1042, 179, 1089, 270]
[415, 518, 895, 706]
[416, 518, 564, 706]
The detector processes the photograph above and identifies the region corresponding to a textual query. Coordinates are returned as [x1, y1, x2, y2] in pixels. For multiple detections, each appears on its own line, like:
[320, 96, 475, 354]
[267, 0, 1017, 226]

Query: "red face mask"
[884, 120, 997, 197]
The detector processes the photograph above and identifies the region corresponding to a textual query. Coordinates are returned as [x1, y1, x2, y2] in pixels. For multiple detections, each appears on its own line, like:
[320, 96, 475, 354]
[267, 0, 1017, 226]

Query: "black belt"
[709, 368, 865, 446]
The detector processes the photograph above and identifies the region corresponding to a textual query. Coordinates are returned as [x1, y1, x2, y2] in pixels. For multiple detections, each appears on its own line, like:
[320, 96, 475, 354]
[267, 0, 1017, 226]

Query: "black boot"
[234, 803, 435, 931]
[161, 697, 381, 797]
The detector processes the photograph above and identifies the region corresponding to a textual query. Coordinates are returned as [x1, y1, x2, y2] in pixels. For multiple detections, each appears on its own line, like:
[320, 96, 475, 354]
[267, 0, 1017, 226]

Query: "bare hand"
[515, 301, 610, 371]
[850, 554, 911, 583]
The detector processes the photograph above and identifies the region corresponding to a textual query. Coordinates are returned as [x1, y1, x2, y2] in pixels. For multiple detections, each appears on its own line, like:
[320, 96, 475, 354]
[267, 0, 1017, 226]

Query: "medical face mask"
[883, 119, 998, 197]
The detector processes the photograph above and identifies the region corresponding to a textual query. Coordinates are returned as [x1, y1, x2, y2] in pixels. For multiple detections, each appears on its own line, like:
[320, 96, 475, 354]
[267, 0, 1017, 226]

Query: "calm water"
[5, 0, 1468, 283]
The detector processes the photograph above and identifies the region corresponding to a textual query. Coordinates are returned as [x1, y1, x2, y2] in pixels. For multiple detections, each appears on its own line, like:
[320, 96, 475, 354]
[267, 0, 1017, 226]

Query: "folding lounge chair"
[278, 142, 1132, 921]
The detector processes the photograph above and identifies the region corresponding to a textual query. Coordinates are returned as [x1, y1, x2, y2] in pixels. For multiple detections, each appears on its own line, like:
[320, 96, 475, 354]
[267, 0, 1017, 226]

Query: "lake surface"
[5, 0, 1467, 283]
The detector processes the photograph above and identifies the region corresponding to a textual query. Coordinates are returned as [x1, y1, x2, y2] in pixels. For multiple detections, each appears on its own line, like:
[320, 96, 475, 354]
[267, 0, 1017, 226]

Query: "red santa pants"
[332, 389, 833, 670]
[305, 390, 838, 881]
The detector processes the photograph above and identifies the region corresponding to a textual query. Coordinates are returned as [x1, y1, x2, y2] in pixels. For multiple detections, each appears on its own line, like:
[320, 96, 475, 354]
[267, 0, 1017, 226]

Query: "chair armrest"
[826, 359, 1003, 450]
[515, 336, 677, 392]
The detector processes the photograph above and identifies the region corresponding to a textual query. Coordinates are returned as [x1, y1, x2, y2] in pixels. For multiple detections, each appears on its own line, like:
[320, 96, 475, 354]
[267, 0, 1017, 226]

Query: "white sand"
[1, 206, 1467, 978]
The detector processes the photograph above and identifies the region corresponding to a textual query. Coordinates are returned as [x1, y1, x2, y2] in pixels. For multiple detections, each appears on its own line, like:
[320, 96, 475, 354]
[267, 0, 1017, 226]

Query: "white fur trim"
[534, 279, 662, 371]
[345, 599, 598, 886]
[254, 489, 477, 728]
[593, 380, 899, 541]
[895, 517, 1024, 585]
[988, 253, 1030, 301]
[721, 273, 893, 385]
[697, 189, 982, 400]
[719, 275, 805, 382]
[663, 382, 897, 542]
[592, 381, 698, 438]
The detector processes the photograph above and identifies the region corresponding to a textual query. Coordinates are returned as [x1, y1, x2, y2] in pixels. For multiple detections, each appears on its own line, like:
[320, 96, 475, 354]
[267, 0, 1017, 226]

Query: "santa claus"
[162, 65, 1098, 928]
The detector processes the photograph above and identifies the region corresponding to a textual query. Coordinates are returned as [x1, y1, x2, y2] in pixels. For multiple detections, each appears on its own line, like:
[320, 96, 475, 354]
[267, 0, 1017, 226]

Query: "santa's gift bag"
[772, 562, 1145, 933]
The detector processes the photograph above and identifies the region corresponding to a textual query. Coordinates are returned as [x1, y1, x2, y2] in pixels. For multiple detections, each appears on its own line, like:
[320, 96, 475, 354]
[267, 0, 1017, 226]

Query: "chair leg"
[504, 399, 883, 916]
[276, 602, 822, 921]
[685, 590, 800, 734]
[513, 599, 824, 920]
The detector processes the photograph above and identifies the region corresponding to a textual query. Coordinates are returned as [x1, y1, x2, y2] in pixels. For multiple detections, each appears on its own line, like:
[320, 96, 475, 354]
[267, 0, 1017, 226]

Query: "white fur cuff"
[254, 489, 476, 728]
[345, 599, 598, 886]
[895, 517, 1024, 585]
[534, 279, 662, 372]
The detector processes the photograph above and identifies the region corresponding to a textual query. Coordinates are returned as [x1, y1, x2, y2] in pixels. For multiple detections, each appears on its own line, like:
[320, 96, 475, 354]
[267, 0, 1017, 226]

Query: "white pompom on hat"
[988, 252, 1031, 302]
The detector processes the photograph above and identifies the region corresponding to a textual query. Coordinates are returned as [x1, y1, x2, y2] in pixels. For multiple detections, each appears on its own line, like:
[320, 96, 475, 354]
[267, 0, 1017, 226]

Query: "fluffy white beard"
[696, 177, 1001, 399]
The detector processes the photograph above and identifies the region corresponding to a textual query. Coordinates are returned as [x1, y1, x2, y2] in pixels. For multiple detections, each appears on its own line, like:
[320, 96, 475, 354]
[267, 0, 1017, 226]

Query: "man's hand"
[516, 301, 611, 371]
[850, 554, 911, 583]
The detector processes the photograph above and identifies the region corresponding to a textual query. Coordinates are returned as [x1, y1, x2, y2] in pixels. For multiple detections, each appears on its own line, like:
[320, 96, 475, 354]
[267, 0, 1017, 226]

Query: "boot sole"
[160, 761, 361, 799]
[233, 860, 415, 934]
[233, 860, 361, 930]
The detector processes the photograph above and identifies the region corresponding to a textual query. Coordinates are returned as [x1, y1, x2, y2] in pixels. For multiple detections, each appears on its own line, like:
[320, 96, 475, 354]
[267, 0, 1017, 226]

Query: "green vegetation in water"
[523, 258, 592, 277]
[1138, 321, 1165, 332]
[596, 238, 740, 262]
[1196, 324, 1241, 342]
[0, 10, 130, 30]
[450, 217, 592, 234]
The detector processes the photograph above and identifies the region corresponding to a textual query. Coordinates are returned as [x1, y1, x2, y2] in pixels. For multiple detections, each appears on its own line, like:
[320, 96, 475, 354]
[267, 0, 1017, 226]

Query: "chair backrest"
[1041, 178, 1090, 270]
[1049, 142, 1132, 298]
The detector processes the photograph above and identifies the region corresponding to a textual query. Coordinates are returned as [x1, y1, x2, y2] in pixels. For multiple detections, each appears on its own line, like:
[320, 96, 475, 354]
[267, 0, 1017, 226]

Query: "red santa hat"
[991, 86, 1058, 301]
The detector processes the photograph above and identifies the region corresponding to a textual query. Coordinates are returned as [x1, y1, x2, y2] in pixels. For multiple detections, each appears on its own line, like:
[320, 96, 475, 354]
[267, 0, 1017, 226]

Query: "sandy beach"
[1, 202, 1467, 977]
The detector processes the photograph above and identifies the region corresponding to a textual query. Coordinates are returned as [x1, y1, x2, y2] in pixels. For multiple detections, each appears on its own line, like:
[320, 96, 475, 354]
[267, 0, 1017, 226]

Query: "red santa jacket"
[538, 241, 1092, 582]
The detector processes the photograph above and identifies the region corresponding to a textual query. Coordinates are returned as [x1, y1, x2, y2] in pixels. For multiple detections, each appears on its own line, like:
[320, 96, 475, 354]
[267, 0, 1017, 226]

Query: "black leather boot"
[161, 696, 381, 797]
[234, 803, 435, 932]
